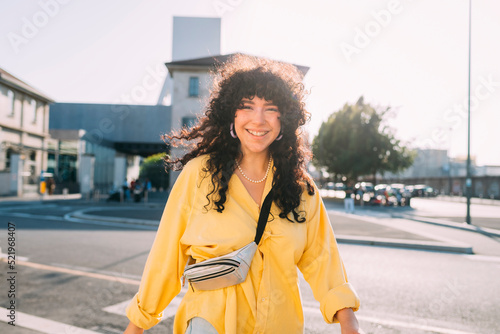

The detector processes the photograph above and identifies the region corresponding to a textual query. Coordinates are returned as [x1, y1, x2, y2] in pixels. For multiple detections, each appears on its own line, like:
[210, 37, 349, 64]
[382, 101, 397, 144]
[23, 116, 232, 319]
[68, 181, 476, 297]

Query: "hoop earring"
[275, 131, 283, 141]
[230, 123, 237, 138]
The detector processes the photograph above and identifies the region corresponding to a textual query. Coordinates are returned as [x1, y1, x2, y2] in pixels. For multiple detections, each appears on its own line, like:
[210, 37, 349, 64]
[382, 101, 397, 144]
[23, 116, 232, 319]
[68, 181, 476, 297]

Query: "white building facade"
[0, 68, 53, 196]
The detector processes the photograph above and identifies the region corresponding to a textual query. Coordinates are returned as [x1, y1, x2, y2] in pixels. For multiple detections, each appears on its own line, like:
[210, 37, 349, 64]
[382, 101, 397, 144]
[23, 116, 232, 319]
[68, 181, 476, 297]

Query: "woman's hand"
[336, 308, 365, 334]
[123, 321, 144, 334]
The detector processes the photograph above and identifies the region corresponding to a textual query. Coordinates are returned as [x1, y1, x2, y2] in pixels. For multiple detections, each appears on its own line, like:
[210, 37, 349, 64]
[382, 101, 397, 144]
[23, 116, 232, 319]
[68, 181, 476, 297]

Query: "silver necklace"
[236, 157, 272, 184]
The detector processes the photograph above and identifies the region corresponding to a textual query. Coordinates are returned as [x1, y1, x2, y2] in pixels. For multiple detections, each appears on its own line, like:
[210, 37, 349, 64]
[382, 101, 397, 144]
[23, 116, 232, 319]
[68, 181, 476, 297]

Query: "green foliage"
[312, 97, 415, 183]
[139, 153, 169, 189]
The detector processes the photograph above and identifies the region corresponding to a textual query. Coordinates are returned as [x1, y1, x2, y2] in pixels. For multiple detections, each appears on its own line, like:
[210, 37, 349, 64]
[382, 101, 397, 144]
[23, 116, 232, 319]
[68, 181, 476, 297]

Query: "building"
[49, 103, 171, 195]
[0, 68, 54, 196]
[381, 149, 500, 198]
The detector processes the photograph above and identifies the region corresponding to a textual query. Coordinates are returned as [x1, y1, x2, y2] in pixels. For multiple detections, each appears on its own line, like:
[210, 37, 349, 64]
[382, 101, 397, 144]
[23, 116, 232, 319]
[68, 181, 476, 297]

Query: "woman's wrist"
[335, 308, 362, 333]
[123, 321, 144, 334]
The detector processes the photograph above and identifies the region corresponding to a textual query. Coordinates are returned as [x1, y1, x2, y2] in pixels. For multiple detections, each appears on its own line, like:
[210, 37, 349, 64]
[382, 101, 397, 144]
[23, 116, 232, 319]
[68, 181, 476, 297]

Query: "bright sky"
[1, 0, 499, 165]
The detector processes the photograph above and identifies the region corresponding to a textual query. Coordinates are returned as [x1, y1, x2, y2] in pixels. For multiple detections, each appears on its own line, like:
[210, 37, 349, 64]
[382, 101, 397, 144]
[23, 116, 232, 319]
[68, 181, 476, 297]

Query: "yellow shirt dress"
[126, 155, 360, 333]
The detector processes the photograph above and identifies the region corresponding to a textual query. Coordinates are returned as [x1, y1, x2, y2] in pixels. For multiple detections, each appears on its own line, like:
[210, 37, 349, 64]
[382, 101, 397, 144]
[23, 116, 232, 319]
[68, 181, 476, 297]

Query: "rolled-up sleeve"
[126, 162, 198, 329]
[297, 186, 360, 324]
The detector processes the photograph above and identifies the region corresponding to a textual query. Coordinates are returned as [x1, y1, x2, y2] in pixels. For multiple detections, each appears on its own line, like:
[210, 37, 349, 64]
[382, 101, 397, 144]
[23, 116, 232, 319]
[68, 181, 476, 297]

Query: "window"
[5, 148, 13, 171]
[188, 77, 199, 97]
[30, 99, 37, 123]
[7, 90, 15, 116]
[182, 116, 197, 129]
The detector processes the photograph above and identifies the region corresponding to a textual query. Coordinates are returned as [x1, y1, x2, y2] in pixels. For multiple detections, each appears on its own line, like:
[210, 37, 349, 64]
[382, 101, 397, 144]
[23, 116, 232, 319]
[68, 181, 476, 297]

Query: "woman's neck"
[237, 151, 271, 180]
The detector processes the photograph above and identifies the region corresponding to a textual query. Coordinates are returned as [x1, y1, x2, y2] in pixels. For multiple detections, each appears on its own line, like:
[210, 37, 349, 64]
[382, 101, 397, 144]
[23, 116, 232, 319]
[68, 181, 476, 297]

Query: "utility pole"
[465, 0, 472, 224]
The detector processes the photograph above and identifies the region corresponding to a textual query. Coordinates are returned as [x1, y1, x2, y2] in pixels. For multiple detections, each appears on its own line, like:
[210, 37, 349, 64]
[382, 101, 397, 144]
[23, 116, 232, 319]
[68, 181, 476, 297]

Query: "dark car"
[355, 182, 382, 205]
[409, 184, 438, 197]
[374, 184, 398, 206]
[390, 183, 412, 206]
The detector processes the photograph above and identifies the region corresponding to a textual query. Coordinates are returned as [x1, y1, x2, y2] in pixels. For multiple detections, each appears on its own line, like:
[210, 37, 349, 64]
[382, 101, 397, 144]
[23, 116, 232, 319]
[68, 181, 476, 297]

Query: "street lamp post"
[465, 0, 472, 224]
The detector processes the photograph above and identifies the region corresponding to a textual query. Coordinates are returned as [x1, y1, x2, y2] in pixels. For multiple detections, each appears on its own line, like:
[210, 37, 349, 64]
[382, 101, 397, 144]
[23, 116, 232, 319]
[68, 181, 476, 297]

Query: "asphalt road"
[0, 199, 499, 334]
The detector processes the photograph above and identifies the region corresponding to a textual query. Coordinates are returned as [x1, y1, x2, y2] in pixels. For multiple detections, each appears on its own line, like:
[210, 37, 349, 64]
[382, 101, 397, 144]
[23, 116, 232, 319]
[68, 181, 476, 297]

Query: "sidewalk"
[435, 194, 500, 206]
[321, 195, 500, 233]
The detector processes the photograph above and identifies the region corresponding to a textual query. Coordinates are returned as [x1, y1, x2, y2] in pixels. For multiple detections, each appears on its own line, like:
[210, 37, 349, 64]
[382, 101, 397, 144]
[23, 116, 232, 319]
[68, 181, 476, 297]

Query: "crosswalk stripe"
[302, 306, 476, 334]
[0, 307, 101, 334]
[103, 295, 184, 320]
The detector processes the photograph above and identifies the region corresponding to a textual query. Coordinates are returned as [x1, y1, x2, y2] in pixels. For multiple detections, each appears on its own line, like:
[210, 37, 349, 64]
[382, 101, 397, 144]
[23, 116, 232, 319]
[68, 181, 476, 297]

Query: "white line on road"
[0, 258, 141, 285]
[356, 315, 477, 334]
[0, 252, 29, 261]
[302, 306, 477, 334]
[461, 254, 500, 263]
[0, 307, 101, 334]
[103, 294, 185, 320]
[64, 213, 158, 230]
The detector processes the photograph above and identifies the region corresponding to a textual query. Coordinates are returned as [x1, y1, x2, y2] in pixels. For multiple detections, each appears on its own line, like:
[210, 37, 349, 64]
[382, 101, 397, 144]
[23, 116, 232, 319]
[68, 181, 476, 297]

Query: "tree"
[312, 97, 415, 184]
[139, 153, 169, 190]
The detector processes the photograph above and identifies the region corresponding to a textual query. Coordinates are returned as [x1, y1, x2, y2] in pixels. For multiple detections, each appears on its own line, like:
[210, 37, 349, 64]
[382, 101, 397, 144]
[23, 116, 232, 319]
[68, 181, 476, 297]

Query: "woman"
[124, 54, 362, 334]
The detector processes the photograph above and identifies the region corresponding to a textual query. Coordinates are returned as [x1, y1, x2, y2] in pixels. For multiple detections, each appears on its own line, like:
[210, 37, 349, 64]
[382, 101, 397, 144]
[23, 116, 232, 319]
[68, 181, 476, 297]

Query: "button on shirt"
[126, 155, 360, 333]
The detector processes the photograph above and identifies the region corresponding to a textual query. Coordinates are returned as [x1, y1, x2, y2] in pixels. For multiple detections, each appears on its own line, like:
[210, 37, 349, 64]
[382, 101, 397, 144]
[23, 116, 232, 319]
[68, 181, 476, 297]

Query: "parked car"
[390, 183, 412, 206]
[354, 182, 377, 204]
[334, 182, 345, 190]
[325, 182, 345, 190]
[374, 184, 398, 206]
[410, 184, 438, 197]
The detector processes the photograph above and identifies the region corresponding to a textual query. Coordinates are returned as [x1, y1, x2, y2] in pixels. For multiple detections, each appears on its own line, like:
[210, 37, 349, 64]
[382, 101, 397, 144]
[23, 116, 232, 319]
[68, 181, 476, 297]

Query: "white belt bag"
[182, 189, 274, 291]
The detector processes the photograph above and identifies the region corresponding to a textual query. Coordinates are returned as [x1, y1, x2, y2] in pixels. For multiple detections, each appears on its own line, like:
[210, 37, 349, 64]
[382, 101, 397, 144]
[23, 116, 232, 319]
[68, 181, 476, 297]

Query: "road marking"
[103, 294, 185, 320]
[64, 213, 158, 230]
[102, 299, 132, 316]
[0, 257, 141, 285]
[51, 262, 142, 281]
[461, 254, 500, 263]
[302, 306, 476, 334]
[356, 315, 477, 334]
[0, 252, 29, 262]
[0, 307, 101, 334]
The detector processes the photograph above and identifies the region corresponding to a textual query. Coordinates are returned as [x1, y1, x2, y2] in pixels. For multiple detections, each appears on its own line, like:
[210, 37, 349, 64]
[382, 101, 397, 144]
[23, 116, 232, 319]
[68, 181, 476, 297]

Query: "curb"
[336, 235, 473, 254]
[67, 209, 473, 254]
[393, 214, 500, 238]
[65, 209, 159, 227]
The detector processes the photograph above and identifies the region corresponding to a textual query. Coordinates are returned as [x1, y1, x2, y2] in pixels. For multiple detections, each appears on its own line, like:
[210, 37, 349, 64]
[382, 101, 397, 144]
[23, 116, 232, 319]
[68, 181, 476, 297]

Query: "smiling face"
[234, 96, 281, 157]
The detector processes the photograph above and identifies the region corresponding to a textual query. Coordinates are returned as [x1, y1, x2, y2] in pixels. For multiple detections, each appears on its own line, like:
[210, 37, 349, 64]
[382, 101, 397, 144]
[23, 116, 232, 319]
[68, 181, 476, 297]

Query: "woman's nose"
[252, 108, 266, 123]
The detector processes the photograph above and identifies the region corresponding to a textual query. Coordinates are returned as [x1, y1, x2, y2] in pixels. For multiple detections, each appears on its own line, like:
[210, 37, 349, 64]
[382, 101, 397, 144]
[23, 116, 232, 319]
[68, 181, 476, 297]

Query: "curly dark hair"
[164, 54, 314, 222]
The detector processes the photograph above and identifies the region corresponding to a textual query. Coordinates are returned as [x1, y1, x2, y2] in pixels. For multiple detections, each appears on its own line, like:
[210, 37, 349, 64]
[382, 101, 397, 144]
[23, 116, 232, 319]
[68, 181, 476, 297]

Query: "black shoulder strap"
[255, 188, 274, 245]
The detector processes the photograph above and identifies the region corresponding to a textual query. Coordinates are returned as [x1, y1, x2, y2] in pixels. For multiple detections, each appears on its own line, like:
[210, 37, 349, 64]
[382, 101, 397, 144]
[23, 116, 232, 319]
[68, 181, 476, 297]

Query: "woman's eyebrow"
[241, 99, 277, 106]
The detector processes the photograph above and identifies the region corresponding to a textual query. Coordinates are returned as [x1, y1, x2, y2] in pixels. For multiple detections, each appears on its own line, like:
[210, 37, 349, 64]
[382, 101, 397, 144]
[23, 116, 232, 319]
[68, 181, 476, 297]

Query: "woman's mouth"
[246, 129, 269, 137]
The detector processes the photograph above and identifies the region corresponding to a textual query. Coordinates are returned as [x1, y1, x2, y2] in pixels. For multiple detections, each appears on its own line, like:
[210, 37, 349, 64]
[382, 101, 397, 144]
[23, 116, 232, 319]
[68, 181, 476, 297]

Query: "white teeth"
[247, 130, 267, 136]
